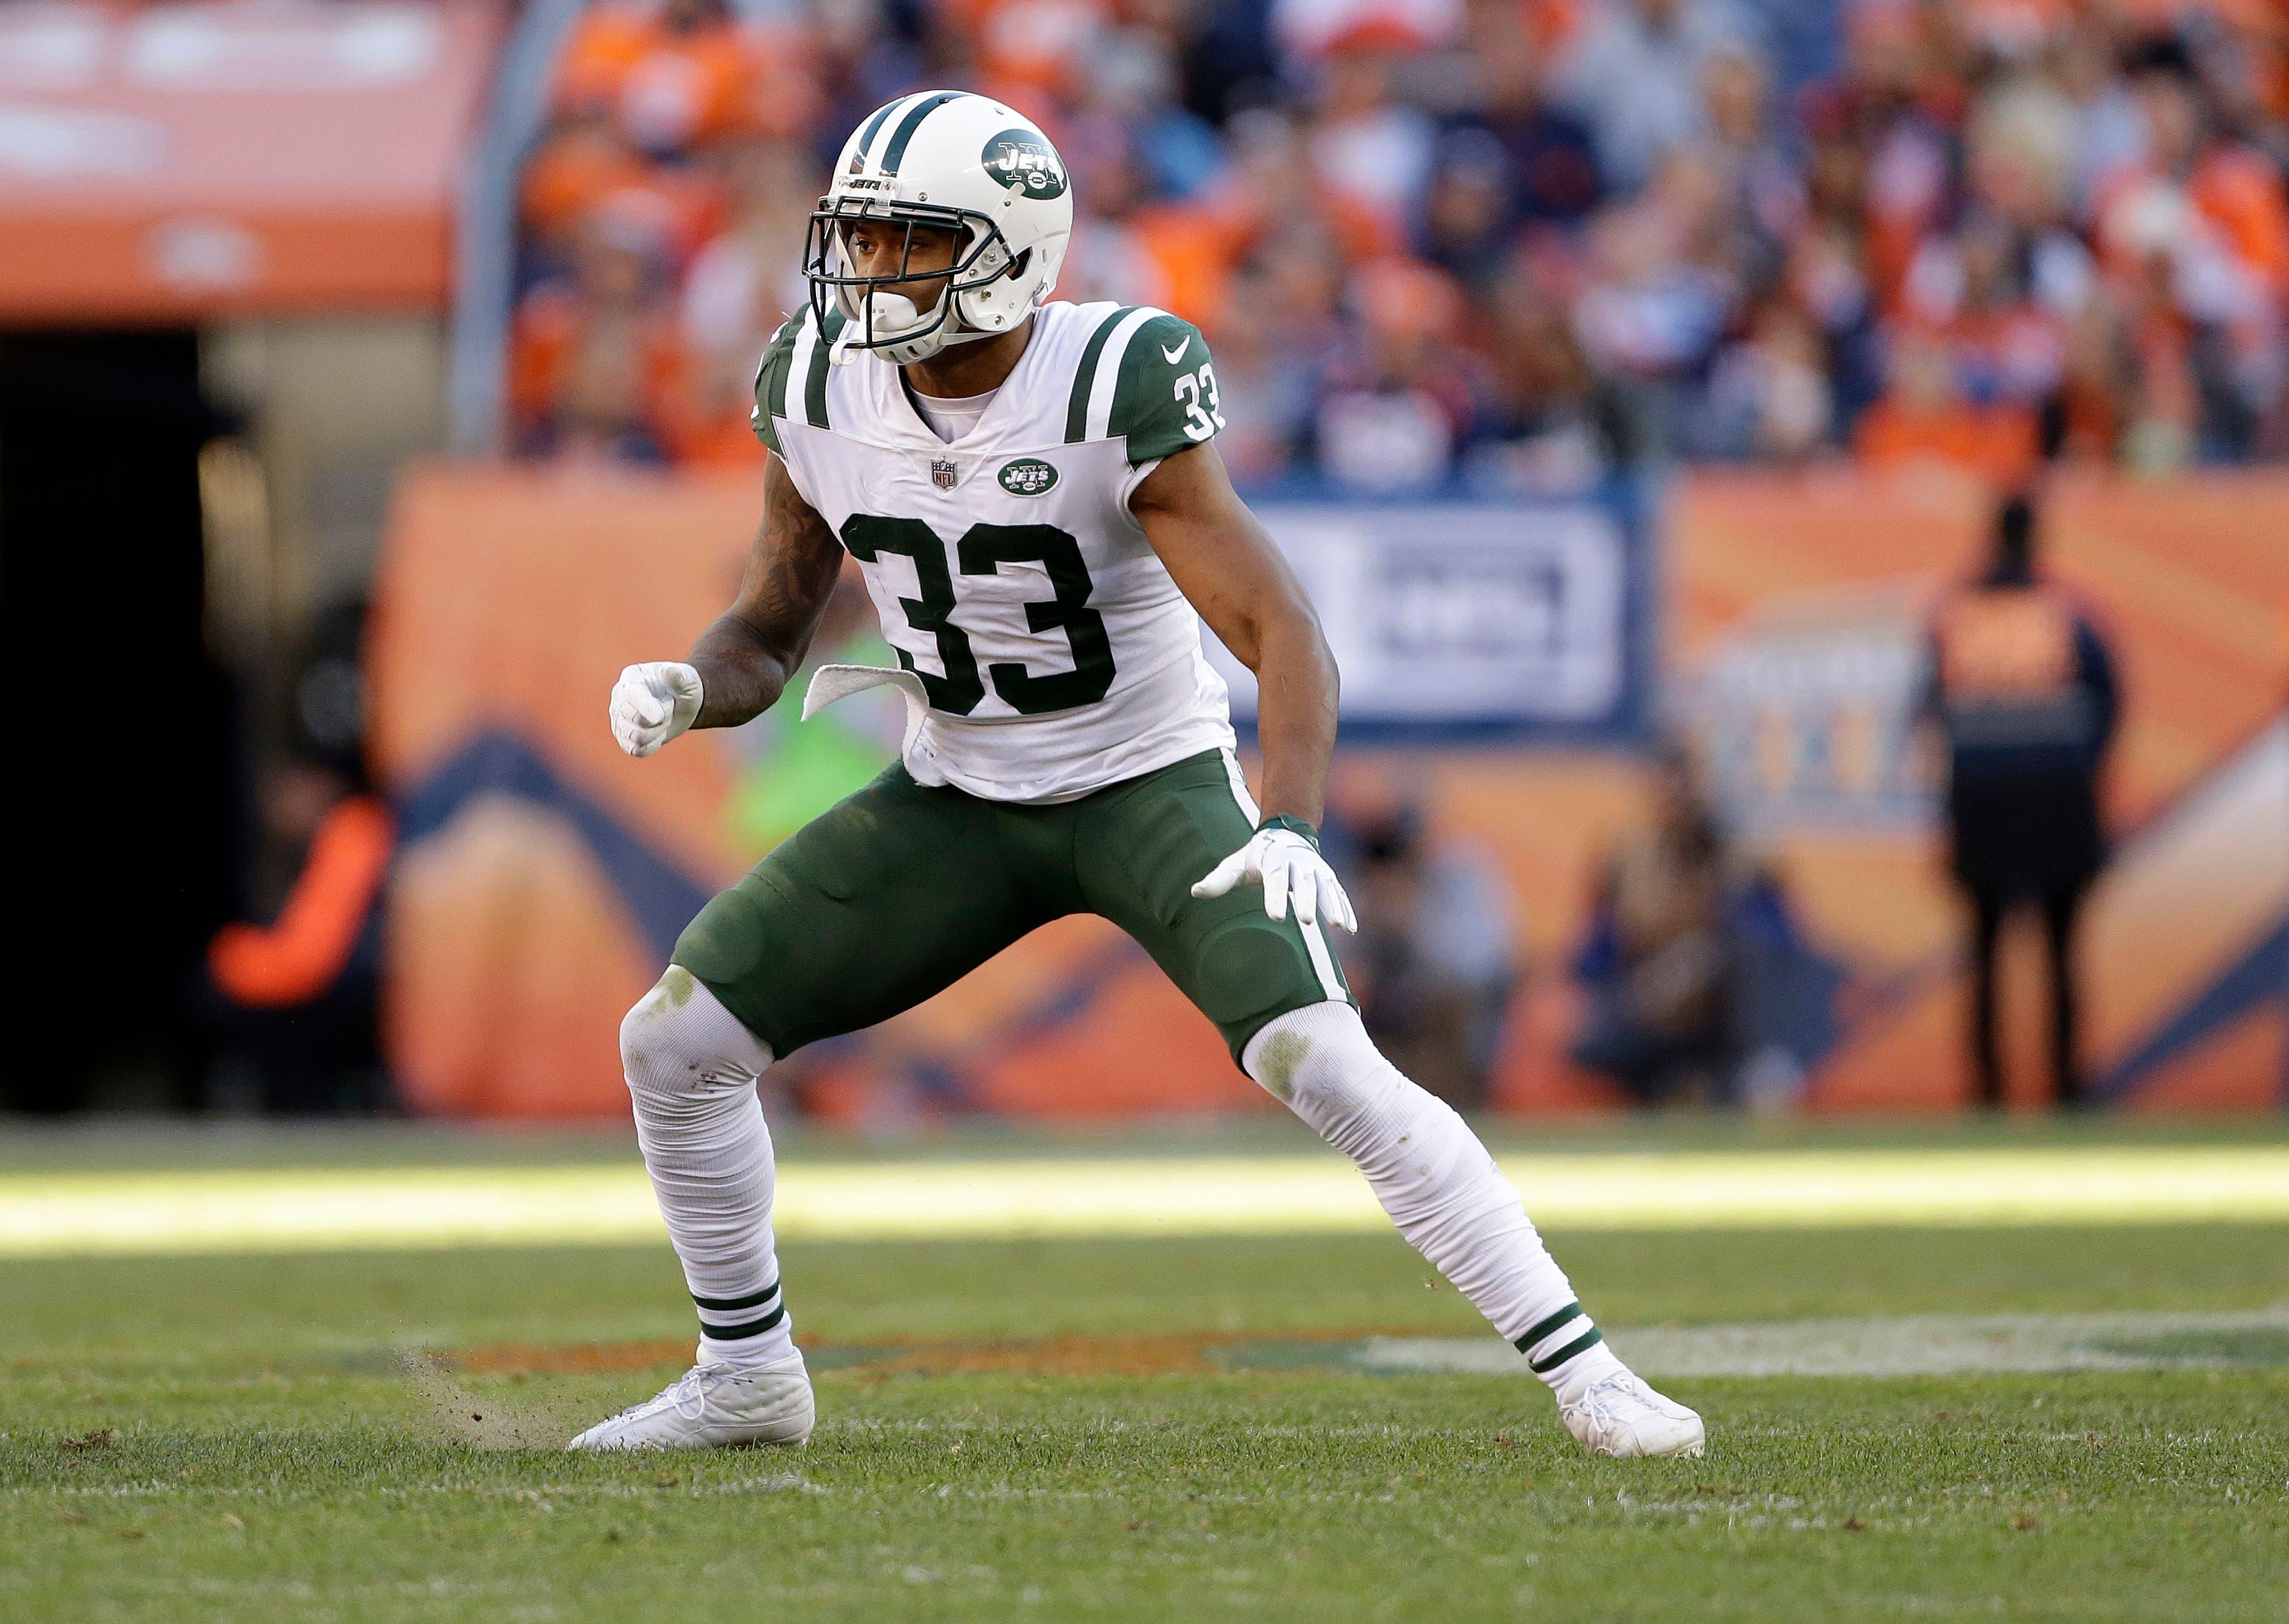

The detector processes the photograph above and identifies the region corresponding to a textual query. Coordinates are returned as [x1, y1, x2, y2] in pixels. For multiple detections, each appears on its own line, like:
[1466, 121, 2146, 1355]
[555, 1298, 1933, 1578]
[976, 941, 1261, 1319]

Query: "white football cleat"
[1558, 1368, 1706, 1459]
[566, 1352, 815, 1451]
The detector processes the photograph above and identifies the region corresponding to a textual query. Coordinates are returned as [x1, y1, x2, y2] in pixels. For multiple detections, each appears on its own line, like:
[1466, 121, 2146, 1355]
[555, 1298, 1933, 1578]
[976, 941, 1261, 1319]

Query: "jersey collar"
[871, 313, 1045, 450]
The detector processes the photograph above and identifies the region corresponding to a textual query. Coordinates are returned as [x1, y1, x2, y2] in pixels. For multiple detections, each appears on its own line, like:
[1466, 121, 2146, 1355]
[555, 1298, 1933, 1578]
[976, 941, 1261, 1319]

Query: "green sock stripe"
[692, 1280, 780, 1314]
[1514, 1302, 1584, 1354]
[699, 1302, 787, 1342]
[1528, 1326, 1604, 1374]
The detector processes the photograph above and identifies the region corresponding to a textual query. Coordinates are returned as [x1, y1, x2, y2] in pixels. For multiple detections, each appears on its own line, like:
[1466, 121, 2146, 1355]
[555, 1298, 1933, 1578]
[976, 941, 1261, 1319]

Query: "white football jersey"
[754, 300, 1236, 803]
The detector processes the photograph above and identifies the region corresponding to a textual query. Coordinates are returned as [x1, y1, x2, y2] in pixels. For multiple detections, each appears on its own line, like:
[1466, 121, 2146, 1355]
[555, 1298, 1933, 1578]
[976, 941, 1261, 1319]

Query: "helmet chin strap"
[829, 290, 996, 368]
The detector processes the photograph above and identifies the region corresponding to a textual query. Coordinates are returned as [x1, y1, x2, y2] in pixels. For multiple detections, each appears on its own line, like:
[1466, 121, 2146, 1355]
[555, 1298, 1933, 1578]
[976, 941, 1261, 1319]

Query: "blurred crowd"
[507, 0, 2289, 486]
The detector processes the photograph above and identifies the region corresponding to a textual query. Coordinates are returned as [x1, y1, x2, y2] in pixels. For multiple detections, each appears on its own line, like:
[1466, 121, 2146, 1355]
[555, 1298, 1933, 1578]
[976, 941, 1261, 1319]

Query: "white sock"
[1243, 1001, 1625, 1395]
[619, 967, 796, 1366]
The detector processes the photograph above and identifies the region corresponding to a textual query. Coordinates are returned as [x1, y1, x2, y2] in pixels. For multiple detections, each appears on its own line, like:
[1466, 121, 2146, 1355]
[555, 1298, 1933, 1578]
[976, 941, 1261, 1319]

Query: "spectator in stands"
[678, 137, 817, 466]
[1924, 491, 2119, 1110]
[1573, 150, 1741, 457]
[1694, 295, 1835, 460]
[1451, 18, 1602, 234]
[556, 0, 777, 160]
[1341, 803, 1520, 1111]
[500, 0, 2289, 482]
[1199, 254, 1321, 481]
[1553, 0, 1759, 194]
[2097, 38, 2289, 463]
[509, 200, 691, 463]
[1418, 127, 1519, 292]
[1314, 257, 1479, 489]
[1303, 16, 1442, 230]
[1468, 262, 1646, 491]
[1855, 326, 2042, 482]
[520, 107, 653, 281]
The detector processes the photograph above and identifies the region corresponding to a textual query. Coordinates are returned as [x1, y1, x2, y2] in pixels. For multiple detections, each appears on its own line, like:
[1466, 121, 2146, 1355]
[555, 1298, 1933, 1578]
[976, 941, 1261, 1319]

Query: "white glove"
[1191, 822, 1358, 933]
[609, 662, 705, 758]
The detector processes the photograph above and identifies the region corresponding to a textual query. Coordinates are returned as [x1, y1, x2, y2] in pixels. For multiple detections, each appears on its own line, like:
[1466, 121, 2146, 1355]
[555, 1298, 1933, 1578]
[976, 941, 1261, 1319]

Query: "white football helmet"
[805, 91, 1073, 366]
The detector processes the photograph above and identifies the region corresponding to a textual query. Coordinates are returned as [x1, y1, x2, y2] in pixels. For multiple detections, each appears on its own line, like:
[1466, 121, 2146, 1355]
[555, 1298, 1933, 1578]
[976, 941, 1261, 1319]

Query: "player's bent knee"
[619, 966, 771, 1105]
[1241, 1001, 1388, 1119]
[1192, 914, 1344, 1063]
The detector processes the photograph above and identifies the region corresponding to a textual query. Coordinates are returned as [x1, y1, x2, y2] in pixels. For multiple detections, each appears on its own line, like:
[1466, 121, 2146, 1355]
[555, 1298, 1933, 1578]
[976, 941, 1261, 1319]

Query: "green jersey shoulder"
[1060, 305, 1225, 464]
[754, 300, 1222, 466]
[750, 307, 848, 456]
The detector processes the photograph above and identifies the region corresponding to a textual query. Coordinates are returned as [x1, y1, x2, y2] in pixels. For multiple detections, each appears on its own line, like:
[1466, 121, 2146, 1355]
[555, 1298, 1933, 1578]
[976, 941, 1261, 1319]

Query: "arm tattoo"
[687, 459, 846, 729]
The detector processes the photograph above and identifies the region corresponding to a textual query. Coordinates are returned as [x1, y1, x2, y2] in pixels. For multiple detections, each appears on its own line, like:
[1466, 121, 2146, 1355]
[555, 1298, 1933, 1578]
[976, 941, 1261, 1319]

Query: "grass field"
[4, 1122, 2286, 1621]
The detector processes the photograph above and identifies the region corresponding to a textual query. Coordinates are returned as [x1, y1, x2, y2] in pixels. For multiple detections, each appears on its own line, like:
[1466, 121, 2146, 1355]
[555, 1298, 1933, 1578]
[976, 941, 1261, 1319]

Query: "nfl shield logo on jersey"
[931, 458, 959, 490]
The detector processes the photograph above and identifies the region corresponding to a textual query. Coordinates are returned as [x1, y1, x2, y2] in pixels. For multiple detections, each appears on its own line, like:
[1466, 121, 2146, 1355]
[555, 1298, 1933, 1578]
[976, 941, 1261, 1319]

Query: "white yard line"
[1345, 1309, 2289, 1379]
[1, 1147, 2286, 1257]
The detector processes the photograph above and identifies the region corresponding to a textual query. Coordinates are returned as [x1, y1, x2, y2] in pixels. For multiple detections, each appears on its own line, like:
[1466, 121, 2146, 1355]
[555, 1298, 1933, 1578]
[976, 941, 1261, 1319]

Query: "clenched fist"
[609, 662, 705, 757]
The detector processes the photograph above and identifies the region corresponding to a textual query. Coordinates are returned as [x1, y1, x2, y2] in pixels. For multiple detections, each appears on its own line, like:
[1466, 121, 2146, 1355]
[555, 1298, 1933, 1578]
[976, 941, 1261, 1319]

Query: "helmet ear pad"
[954, 230, 1067, 336]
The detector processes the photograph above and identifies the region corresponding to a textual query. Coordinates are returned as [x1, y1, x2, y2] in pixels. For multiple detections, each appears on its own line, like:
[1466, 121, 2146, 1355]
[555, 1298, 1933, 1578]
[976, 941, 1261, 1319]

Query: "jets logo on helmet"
[805, 92, 1074, 367]
[980, 131, 1067, 199]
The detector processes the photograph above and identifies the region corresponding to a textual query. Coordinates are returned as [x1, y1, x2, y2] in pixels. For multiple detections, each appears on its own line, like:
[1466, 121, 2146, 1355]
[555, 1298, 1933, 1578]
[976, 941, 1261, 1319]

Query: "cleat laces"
[617, 1368, 714, 1429]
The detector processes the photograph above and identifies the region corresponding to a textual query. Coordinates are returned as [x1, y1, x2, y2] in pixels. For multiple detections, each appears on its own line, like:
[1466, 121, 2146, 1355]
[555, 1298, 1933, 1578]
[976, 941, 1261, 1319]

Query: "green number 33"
[1172, 362, 1225, 443]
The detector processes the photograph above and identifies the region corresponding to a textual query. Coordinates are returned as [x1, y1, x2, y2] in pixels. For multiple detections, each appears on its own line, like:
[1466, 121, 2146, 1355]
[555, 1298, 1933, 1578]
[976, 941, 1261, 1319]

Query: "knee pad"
[1244, 1001, 1485, 1212]
[1244, 1000, 1382, 1114]
[621, 967, 773, 1109]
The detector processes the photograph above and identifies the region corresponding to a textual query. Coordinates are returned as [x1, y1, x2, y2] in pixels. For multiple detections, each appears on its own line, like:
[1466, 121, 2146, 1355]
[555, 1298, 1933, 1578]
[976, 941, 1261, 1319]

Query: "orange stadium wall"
[369, 464, 2289, 1120]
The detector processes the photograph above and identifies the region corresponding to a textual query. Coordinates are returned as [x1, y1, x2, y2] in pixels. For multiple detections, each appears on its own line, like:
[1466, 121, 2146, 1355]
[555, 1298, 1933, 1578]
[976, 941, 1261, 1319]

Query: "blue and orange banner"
[369, 463, 2289, 1117]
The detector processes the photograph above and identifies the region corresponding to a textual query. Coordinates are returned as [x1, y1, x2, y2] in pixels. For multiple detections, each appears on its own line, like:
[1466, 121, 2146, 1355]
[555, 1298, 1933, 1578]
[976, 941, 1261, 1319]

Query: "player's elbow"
[1265, 591, 1339, 701]
[1235, 580, 1331, 678]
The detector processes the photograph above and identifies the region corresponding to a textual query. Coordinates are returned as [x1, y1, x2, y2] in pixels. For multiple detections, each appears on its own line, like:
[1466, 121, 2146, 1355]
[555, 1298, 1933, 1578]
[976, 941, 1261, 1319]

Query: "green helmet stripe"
[878, 91, 966, 176]
[854, 95, 911, 168]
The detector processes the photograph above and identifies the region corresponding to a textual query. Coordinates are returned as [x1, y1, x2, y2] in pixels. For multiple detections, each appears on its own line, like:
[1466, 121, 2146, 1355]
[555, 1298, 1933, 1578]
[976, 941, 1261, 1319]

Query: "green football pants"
[672, 748, 1353, 1063]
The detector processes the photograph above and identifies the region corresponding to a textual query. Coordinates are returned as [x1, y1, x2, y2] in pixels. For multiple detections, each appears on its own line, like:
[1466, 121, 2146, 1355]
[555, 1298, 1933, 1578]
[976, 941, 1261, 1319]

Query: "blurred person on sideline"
[201, 748, 393, 1117]
[1923, 491, 2118, 1109]
[1341, 804, 1520, 1110]
[1570, 742, 1836, 1109]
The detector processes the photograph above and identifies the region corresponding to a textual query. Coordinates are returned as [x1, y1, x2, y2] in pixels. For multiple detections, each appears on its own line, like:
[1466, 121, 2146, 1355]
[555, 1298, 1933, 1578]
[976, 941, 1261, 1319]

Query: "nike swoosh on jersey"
[1160, 336, 1192, 365]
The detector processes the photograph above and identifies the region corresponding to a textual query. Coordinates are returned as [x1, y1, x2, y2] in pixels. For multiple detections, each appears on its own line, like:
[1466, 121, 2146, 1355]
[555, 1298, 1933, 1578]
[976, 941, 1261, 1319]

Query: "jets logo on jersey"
[931, 457, 959, 490]
[981, 130, 1067, 199]
[997, 458, 1059, 496]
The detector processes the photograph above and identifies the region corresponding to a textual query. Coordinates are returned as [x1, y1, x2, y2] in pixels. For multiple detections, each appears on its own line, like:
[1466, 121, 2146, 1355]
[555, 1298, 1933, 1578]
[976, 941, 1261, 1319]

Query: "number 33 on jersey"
[753, 300, 1233, 805]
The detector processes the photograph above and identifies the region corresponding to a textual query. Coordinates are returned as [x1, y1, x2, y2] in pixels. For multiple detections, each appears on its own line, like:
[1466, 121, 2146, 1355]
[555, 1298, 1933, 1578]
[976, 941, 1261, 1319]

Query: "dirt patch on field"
[447, 1338, 698, 1376]
[441, 1329, 1398, 1380]
[401, 1348, 594, 1448]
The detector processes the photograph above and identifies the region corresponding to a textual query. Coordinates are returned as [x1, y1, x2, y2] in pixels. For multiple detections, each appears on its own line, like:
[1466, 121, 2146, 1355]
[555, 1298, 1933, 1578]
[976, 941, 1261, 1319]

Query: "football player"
[572, 92, 1704, 1459]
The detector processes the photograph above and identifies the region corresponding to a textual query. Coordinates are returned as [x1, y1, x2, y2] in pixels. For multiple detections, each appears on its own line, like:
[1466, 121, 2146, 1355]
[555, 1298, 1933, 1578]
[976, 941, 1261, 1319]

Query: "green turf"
[4, 1138, 2287, 1621]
